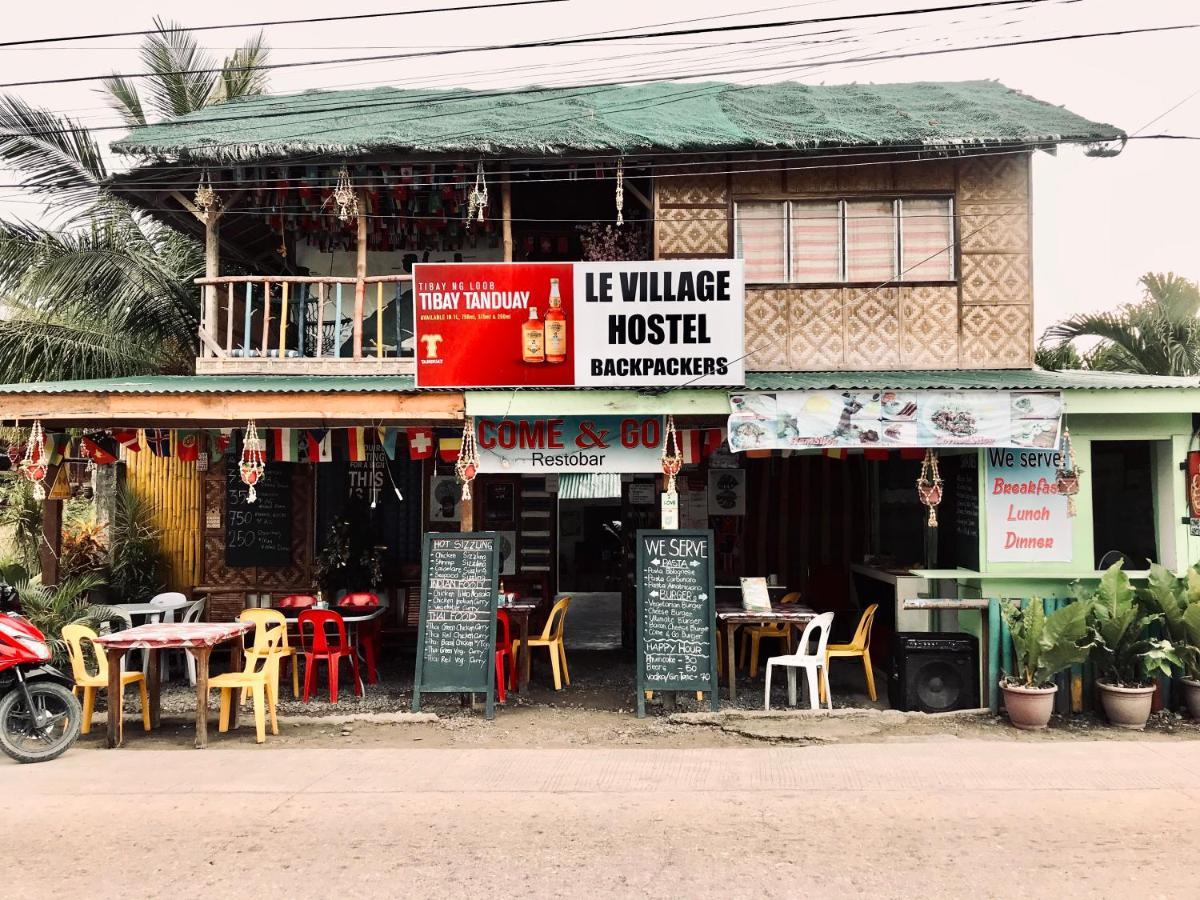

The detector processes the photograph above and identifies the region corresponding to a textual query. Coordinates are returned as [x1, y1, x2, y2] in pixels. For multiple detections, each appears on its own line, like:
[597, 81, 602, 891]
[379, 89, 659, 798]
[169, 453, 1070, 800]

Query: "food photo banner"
[412, 260, 745, 388]
[727, 390, 1063, 451]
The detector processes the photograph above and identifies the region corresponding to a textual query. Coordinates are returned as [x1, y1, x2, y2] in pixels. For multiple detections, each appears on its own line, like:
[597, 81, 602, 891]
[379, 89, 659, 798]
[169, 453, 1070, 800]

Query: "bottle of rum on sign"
[544, 277, 567, 363]
[521, 307, 545, 363]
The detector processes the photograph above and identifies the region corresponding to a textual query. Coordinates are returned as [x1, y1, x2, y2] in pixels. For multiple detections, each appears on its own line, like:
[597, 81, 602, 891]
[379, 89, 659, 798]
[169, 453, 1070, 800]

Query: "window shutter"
[901, 198, 954, 280]
[845, 200, 896, 282]
[735, 201, 786, 283]
[789, 201, 841, 282]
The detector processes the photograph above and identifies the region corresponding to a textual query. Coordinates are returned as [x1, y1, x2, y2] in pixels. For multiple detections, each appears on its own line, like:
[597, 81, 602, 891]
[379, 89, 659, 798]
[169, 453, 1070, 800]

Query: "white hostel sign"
[573, 260, 745, 387]
[985, 447, 1073, 564]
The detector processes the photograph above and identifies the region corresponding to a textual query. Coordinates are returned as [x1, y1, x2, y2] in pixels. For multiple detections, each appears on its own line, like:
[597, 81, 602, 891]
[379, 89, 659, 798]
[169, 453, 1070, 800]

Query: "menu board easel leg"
[411, 685, 422, 713]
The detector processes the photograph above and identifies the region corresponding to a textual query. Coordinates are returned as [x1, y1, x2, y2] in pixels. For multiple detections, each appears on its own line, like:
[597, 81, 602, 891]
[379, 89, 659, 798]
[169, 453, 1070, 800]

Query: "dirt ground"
[85, 648, 1200, 751]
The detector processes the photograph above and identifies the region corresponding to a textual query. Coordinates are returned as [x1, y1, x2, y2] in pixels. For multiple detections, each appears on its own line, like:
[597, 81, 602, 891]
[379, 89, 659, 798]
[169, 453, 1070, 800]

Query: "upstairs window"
[734, 197, 954, 284]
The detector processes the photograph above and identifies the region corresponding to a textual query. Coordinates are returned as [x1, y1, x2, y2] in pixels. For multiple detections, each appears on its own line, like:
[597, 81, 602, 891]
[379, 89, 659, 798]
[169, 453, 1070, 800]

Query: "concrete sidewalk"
[5, 741, 1198, 897]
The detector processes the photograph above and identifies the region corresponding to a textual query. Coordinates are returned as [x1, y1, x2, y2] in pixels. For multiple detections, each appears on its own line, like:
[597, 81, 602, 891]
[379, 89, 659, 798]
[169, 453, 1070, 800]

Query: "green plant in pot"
[1088, 562, 1181, 729]
[1000, 598, 1092, 730]
[1140, 562, 1200, 720]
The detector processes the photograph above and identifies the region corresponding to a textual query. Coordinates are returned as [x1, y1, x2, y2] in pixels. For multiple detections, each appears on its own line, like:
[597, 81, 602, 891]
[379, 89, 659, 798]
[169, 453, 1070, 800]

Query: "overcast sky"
[1, 0, 1197, 333]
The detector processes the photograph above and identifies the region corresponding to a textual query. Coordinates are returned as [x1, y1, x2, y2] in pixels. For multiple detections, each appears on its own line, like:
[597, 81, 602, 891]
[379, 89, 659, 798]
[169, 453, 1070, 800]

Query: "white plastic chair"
[178, 597, 207, 686]
[143, 592, 188, 678]
[764, 612, 835, 711]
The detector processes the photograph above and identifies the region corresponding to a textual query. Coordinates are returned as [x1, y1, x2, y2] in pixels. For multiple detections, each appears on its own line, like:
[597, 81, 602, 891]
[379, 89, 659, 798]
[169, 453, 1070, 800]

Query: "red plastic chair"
[338, 591, 382, 685]
[298, 609, 362, 703]
[496, 609, 515, 703]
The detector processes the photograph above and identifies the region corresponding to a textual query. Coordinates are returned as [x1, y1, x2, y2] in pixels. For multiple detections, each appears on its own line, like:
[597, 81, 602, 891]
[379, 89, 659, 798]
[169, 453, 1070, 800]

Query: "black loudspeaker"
[889, 633, 979, 713]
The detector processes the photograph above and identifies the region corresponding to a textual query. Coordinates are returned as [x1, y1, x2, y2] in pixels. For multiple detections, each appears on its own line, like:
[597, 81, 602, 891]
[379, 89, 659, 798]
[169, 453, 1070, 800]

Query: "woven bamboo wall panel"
[656, 169, 728, 206]
[122, 448, 201, 592]
[844, 287, 900, 369]
[656, 207, 729, 256]
[960, 202, 1028, 253]
[730, 162, 783, 196]
[899, 286, 959, 368]
[744, 289, 790, 369]
[960, 304, 1032, 368]
[892, 159, 957, 191]
[958, 153, 1029, 202]
[837, 163, 894, 194]
[960, 252, 1031, 305]
[784, 164, 839, 194]
[787, 288, 845, 369]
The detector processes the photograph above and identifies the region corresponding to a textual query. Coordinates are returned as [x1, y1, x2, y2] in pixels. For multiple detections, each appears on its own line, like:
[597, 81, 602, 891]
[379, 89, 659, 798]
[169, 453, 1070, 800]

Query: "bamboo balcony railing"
[194, 274, 415, 375]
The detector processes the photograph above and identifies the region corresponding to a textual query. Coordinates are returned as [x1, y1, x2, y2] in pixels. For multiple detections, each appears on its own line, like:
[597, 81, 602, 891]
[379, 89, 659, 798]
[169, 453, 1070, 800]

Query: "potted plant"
[1140, 563, 1200, 720]
[1088, 562, 1181, 730]
[1000, 598, 1092, 729]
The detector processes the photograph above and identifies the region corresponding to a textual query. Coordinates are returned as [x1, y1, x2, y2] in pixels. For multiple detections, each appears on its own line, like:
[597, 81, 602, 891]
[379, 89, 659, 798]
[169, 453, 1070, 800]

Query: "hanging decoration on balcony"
[454, 417, 480, 501]
[327, 166, 359, 223]
[192, 169, 221, 224]
[19, 420, 48, 500]
[660, 415, 683, 494]
[466, 160, 488, 224]
[615, 157, 625, 228]
[7, 436, 24, 469]
[1054, 426, 1082, 517]
[916, 448, 943, 527]
[238, 420, 267, 503]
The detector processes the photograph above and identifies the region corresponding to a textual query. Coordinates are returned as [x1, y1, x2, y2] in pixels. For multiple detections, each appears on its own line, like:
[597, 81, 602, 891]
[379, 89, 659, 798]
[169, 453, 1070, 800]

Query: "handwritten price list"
[639, 536, 713, 687]
[224, 455, 291, 567]
[421, 538, 495, 681]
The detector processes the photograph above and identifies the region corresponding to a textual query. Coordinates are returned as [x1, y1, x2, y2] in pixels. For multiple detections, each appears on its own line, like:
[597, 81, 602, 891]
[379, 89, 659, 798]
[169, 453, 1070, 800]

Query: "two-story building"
[4, 79, 1198, 708]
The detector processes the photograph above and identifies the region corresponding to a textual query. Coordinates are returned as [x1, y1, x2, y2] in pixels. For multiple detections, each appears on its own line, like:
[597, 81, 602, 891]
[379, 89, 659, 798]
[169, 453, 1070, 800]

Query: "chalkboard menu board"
[635, 529, 719, 716]
[224, 454, 293, 568]
[953, 454, 981, 571]
[411, 532, 500, 718]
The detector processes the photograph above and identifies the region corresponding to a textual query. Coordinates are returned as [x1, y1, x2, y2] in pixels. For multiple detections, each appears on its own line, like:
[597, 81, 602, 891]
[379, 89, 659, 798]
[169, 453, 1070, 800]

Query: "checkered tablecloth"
[92, 621, 252, 650]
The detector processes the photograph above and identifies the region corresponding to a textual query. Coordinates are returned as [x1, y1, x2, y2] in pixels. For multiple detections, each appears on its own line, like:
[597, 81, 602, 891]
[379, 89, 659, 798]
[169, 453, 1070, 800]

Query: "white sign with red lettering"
[474, 415, 665, 473]
[984, 448, 1073, 563]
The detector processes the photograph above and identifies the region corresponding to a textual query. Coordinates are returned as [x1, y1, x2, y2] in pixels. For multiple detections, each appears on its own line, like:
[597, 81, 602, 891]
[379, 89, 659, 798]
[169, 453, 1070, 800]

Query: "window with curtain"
[734, 201, 787, 283]
[734, 196, 955, 284]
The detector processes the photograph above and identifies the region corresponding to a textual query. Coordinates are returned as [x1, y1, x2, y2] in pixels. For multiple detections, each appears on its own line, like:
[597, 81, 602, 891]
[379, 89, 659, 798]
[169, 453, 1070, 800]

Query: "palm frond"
[139, 17, 218, 120]
[0, 316, 190, 383]
[100, 76, 147, 128]
[0, 94, 106, 216]
[212, 30, 270, 104]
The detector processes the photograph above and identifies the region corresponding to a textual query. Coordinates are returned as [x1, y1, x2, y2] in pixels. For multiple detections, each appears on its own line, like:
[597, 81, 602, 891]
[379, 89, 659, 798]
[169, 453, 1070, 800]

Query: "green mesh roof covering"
[110, 80, 1123, 163]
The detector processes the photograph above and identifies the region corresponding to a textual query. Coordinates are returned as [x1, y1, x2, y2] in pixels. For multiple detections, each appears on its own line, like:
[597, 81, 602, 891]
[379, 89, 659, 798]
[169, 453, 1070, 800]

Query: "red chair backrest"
[339, 591, 381, 608]
[496, 609, 511, 649]
[298, 609, 348, 653]
[278, 594, 317, 609]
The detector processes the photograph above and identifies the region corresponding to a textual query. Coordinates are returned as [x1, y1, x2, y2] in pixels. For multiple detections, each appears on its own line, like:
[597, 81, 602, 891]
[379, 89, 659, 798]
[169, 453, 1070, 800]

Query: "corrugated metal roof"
[0, 375, 417, 394]
[743, 370, 1200, 391]
[110, 80, 1123, 163]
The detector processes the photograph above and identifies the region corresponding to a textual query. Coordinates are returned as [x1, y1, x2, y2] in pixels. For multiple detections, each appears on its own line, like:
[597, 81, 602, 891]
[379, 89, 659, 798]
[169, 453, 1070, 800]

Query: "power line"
[0, 1, 569, 49]
[0, 0, 1069, 89]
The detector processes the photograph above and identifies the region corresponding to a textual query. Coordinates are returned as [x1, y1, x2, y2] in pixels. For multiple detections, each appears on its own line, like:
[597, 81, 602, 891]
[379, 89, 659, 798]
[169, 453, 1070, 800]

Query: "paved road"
[4, 740, 1197, 898]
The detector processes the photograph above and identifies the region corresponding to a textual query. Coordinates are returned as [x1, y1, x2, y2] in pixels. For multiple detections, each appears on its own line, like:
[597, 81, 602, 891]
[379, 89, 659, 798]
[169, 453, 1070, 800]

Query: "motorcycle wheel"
[0, 681, 82, 763]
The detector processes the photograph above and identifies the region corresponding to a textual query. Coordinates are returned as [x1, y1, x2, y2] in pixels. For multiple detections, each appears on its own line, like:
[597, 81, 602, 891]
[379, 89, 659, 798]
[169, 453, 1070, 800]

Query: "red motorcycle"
[0, 612, 81, 763]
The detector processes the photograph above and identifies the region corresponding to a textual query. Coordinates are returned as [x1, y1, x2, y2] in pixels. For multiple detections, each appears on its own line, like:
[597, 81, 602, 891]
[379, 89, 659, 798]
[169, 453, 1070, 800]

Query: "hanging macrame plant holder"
[466, 160, 488, 224]
[1054, 426, 1082, 517]
[455, 417, 480, 501]
[326, 166, 359, 223]
[660, 415, 683, 494]
[193, 169, 221, 224]
[19, 420, 48, 501]
[615, 157, 625, 227]
[238, 420, 266, 503]
[916, 448, 943, 527]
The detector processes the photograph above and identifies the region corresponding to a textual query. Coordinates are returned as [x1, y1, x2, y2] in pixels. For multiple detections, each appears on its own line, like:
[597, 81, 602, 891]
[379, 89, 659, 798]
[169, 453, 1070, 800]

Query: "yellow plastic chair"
[824, 603, 880, 702]
[208, 624, 282, 743]
[62, 623, 150, 738]
[513, 595, 571, 690]
[238, 608, 297, 703]
[740, 590, 801, 679]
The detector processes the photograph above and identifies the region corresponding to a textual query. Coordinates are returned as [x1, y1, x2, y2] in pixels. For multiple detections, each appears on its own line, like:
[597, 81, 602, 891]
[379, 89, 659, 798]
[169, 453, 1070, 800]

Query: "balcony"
[195, 275, 415, 375]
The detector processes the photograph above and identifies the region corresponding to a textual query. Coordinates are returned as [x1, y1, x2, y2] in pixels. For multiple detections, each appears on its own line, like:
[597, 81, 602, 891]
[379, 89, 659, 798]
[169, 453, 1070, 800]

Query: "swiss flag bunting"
[407, 427, 434, 460]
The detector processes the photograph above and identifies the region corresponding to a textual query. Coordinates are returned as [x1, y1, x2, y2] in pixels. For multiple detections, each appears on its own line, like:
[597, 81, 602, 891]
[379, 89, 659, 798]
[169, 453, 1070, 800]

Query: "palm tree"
[0, 21, 269, 383]
[1041, 273, 1200, 376]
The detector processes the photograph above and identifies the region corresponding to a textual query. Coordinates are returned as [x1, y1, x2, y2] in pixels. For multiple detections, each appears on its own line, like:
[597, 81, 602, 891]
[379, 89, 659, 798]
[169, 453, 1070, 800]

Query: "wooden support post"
[376, 281, 384, 359]
[502, 166, 513, 262]
[39, 497, 62, 585]
[353, 195, 367, 358]
[279, 281, 289, 357]
[204, 216, 220, 357]
[260, 280, 271, 357]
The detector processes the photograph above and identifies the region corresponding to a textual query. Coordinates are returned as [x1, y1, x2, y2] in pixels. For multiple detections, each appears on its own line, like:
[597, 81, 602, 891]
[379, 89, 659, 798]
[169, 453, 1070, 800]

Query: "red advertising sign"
[414, 262, 574, 388]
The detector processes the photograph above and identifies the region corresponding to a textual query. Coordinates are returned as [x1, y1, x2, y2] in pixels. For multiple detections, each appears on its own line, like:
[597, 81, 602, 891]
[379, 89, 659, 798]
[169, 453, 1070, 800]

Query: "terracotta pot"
[1000, 682, 1057, 730]
[1096, 680, 1156, 730]
[1180, 677, 1200, 722]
